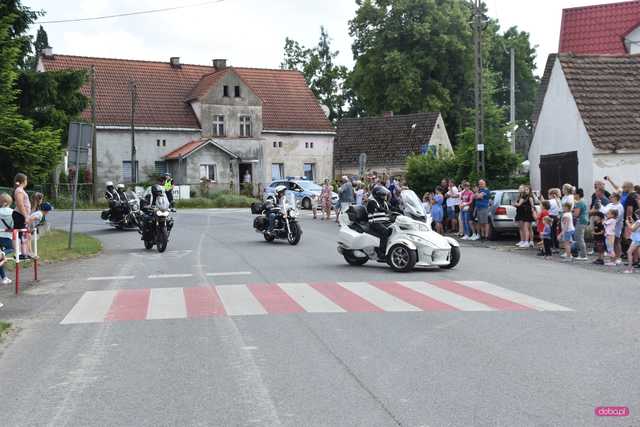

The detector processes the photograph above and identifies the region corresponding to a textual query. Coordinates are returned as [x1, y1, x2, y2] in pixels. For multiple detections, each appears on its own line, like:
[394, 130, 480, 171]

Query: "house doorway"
[539, 151, 578, 196]
[239, 163, 253, 196]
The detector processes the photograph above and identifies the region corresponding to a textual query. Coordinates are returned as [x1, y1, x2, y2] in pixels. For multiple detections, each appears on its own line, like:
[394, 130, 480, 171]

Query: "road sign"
[68, 122, 92, 166]
[477, 144, 485, 152]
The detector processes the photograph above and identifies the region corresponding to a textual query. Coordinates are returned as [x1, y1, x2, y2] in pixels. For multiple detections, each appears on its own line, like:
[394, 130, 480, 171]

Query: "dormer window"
[240, 115, 251, 137]
[213, 115, 225, 137]
[223, 85, 229, 97]
[234, 85, 241, 97]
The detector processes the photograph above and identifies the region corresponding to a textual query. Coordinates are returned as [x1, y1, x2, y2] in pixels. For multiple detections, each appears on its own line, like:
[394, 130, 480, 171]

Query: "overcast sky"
[27, 0, 625, 76]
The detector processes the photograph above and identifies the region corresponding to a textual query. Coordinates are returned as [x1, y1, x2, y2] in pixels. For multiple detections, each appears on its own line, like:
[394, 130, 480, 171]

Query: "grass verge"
[0, 321, 10, 338]
[5, 229, 102, 270]
[176, 192, 259, 209]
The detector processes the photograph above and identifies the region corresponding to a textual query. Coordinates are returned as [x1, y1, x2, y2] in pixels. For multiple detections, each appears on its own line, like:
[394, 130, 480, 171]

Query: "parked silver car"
[488, 189, 540, 239]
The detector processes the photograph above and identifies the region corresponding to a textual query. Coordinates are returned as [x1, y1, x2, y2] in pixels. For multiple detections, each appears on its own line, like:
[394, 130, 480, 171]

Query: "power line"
[38, 0, 226, 24]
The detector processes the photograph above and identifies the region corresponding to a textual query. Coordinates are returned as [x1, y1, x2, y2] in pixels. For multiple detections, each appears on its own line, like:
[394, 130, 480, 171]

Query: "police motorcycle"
[139, 185, 174, 253]
[337, 189, 460, 272]
[100, 183, 141, 230]
[251, 189, 302, 245]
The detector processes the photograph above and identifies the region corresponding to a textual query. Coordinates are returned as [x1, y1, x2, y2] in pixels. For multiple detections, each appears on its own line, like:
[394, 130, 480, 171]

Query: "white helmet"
[275, 185, 287, 195]
[117, 183, 125, 190]
[106, 181, 114, 188]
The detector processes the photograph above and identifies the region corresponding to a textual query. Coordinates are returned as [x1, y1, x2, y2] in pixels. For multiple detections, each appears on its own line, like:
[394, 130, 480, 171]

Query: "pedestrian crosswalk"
[60, 281, 573, 324]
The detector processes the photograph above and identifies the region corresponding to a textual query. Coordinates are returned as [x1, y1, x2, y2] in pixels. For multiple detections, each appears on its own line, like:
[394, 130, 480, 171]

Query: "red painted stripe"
[310, 283, 383, 312]
[184, 286, 226, 318]
[248, 284, 305, 314]
[370, 282, 458, 311]
[105, 289, 150, 321]
[430, 280, 531, 311]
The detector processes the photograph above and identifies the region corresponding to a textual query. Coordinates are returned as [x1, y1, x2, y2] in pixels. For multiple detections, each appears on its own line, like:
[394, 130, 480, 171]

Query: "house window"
[304, 142, 314, 149]
[200, 164, 217, 181]
[273, 141, 277, 148]
[271, 163, 284, 181]
[223, 85, 229, 97]
[310, 142, 314, 149]
[213, 115, 225, 137]
[122, 161, 139, 183]
[155, 161, 168, 175]
[303, 163, 315, 181]
[156, 139, 160, 147]
[240, 115, 252, 137]
[234, 85, 241, 97]
[278, 141, 283, 148]
[162, 139, 166, 147]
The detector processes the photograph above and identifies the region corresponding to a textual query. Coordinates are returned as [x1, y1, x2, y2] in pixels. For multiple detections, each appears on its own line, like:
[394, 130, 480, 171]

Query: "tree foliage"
[0, 0, 41, 69]
[281, 27, 348, 122]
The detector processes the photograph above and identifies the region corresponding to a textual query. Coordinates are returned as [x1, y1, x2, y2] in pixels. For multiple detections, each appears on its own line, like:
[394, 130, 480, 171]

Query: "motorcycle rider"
[266, 185, 287, 236]
[104, 181, 120, 202]
[367, 185, 394, 260]
[104, 181, 124, 221]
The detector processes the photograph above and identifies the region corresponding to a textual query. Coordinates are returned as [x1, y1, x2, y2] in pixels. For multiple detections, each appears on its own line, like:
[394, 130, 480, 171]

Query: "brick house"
[38, 53, 334, 194]
[334, 112, 452, 177]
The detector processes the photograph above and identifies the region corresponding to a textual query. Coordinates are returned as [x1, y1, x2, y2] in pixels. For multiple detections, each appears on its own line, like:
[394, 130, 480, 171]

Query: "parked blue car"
[263, 178, 338, 210]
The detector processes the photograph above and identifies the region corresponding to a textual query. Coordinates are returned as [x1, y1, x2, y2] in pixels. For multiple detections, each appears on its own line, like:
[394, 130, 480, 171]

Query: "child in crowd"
[536, 201, 550, 256]
[430, 190, 444, 234]
[0, 249, 10, 285]
[422, 192, 432, 216]
[624, 209, 640, 274]
[0, 193, 13, 253]
[25, 202, 52, 258]
[31, 192, 43, 213]
[604, 209, 618, 266]
[591, 212, 606, 265]
[561, 202, 575, 261]
[541, 216, 553, 260]
[547, 188, 562, 250]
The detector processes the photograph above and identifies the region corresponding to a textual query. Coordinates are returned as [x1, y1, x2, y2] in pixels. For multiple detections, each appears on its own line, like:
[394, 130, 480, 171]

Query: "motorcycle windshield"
[401, 190, 426, 217]
[283, 191, 298, 213]
[156, 195, 170, 211]
[125, 191, 138, 201]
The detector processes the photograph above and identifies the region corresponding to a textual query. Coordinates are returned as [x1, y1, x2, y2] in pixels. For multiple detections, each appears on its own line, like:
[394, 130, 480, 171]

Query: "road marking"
[60, 281, 573, 324]
[184, 286, 226, 317]
[458, 281, 574, 312]
[397, 281, 494, 311]
[278, 283, 346, 313]
[216, 285, 267, 316]
[105, 289, 150, 321]
[430, 280, 531, 311]
[206, 272, 252, 277]
[148, 273, 194, 279]
[61, 290, 117, 324]
[147, 287, 187, 320]
[87, 276, 135, 281]
[338, 282, 421, 312]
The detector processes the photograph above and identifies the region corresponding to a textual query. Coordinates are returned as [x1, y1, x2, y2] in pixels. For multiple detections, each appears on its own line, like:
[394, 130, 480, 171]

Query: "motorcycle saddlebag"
[101, 210, 110, 220]
[253, 216, 267, 231]
[250, 202, 265, 215]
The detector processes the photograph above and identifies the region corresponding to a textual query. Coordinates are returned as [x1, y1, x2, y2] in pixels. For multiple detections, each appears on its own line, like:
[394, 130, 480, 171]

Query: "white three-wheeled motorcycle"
[337, 190, 461, 272]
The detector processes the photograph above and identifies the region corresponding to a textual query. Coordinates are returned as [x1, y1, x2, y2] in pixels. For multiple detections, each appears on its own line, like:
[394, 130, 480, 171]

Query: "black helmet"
[372, 185, 390, 203]
[151, 184, 164, 196]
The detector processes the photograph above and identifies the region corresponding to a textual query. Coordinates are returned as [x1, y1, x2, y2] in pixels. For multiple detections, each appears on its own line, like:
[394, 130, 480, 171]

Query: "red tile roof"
[40, 54, 333, 132]
[163, 139, 205, 159]
[559, 0, 640, 54]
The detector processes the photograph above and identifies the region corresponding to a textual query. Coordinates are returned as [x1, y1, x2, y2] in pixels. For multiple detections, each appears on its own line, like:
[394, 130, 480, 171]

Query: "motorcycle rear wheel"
[343, 250, 368, 266]
[263, 232, 275, 242]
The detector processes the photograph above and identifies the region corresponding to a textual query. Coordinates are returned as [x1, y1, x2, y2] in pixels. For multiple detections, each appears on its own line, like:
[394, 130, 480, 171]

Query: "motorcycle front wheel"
[156, 226, 169, 253]
[144, 239, 154, 250]
[387, 244, 417, 272]
[287, 222, 302, 245]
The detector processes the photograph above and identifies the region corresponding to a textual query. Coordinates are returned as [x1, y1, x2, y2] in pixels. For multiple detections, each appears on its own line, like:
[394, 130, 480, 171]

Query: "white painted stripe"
[338, 282, 421, 312]
[278, 283, 345, 313]
[216, 285, 267, 316]
[398, 281, 495, 311]
[206, 272, 252, 277]
[87, 276, 135, 281]
[458, 281, 574, 312]
[147, 273, 193, 279]
[147, 288, 187, 320]
[60, 290, 117, 324]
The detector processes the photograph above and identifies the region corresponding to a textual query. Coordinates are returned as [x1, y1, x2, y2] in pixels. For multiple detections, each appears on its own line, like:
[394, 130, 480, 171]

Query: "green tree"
[0, 0, 41, 69]
[25, 24, 49, 69]
[0, 14, 63, 185]
[281, 27, 348, 122]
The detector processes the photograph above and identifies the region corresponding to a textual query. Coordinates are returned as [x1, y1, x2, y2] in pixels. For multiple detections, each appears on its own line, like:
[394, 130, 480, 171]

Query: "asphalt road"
[1, 209, 639, 426]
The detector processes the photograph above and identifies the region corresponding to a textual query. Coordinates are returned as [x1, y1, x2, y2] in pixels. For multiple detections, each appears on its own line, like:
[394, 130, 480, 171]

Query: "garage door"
[539, 151, 578, 196]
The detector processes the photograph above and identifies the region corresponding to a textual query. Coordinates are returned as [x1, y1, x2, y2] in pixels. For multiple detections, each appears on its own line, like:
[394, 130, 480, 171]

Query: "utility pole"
[129, 80, 137, 184]
[90, 65, 98, 202]
[509, 47, 516, 153]
[472, 0, 485, 177]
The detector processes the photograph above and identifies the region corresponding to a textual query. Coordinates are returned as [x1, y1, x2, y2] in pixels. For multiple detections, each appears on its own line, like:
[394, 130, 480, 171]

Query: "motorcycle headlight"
[289, 210, 298, 218]
[156, 210, 170, 217]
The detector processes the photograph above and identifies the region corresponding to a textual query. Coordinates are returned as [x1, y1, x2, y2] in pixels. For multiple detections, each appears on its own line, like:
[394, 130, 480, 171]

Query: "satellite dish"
[321, 105, 330, 118]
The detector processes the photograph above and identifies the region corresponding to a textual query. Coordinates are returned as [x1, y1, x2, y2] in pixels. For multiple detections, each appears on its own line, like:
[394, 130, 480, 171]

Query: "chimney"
[212, 58, 227, 70]
[383, 111, 394, 118]
[42, 46, 53, 57]
[170, 57, 181, 68]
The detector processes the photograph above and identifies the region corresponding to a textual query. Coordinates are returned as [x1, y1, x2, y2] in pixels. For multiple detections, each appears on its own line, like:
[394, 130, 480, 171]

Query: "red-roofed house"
[559, 0, 640, 54]
[39, 53, 334, 193]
